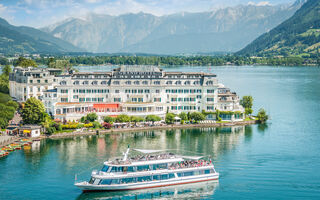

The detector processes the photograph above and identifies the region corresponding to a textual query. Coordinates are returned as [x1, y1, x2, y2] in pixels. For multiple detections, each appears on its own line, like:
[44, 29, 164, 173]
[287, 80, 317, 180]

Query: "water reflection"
[76, 180, 219, 200]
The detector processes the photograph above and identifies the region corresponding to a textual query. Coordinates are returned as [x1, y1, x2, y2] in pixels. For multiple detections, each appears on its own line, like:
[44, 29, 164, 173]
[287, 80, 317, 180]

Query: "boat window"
[93, 178, 101, 185]
[121, 178, 134, 184]
[111, 179, 120, 185]
[153, 175, 160, 180]
[111, 167, 123, 172]
[127, 166, 135, 172]
[100, 179, 112, 185]
[169, 174, 175, 179]
[205, 170, 210, 174]
[161, 174, 168, 180]
[137, 165, 150, 171]
[89, 178, 95, 184]
[184, 171, 194, 177]
[153, 163, 168, 170]
[101, 165, 109, 172]
[137, 176, 152, 182]
[177, 173, 183, 177]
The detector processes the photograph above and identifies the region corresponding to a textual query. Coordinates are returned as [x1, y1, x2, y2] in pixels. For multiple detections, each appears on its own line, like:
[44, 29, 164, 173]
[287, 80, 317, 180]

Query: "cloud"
[248, 1, 272, 6]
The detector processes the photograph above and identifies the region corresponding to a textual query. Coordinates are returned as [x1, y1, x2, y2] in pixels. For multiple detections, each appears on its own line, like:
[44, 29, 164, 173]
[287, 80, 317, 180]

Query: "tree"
[2, 65, 11, 76]
[86, 113, 98, 122]
[130, 116, 144, 124]
[21, 97, 46, 124]
[257, 108, 269, 123]
[190, 112, 205, 122]
[115, 114, 130, 123]
[14, 57, 37, 68]
[240, 96, 253, 115]
[104, 116, 115, 123]
[245, 108, 253, 116]
[165, 113, 175, 124]
[145, 115, 161, 124]
[178, 112, 188, 121]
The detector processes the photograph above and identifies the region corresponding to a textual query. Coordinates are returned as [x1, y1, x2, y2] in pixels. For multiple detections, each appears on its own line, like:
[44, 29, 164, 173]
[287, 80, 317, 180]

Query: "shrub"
[104, 116, 115, 123]
[46, 127, 56, 135]
[257, 108, 269, 123]
[145, 115, 161, 123]
[165, 113, 175, 124]
[86, 113, 98, 122]
[102, 122, 112, 129]
[84, 123, 93, 128]
[190, 112, 205, 122]
[178, 112, 188, 121]
[92, 121, 102, 128]
[115, 114, 130, 123]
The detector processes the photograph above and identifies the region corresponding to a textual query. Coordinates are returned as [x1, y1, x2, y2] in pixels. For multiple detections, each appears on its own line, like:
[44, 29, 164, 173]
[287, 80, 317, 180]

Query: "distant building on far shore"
[9, 66, 244, 122]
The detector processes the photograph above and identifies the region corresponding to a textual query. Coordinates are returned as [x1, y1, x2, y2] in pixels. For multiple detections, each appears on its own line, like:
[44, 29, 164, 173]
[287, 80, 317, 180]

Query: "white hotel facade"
[9, 66, 244, 122]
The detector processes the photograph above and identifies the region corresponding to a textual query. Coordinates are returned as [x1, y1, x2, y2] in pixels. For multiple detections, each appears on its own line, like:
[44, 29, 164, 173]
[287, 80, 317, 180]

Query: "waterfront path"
[49, 120, 257, 139]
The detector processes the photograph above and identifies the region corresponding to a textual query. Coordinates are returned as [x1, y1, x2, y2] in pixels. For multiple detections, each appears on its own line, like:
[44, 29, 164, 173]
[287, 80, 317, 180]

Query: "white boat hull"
[75, 173, 219, 192]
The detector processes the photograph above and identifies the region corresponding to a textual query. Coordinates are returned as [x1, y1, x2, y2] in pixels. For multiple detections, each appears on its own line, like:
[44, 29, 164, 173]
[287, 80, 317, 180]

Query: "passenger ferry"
[75, 147, 219, 192]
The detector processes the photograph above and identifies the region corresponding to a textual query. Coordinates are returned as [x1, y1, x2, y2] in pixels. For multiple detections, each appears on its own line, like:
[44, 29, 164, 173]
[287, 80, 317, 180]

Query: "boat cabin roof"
[104, 153, 184, 167]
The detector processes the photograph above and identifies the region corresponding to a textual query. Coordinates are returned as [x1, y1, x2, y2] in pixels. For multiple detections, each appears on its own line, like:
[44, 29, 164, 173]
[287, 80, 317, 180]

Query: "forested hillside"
[238, 0, 320, 57]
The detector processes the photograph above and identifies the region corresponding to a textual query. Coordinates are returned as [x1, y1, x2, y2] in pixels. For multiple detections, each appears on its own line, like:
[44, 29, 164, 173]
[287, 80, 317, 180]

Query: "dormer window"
[83, 81, 88, 85]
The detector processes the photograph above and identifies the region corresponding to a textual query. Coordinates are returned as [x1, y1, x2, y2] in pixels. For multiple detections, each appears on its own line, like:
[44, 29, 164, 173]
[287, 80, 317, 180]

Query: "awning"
[23, 130, 31, 134]
[93, 104, 119, 109]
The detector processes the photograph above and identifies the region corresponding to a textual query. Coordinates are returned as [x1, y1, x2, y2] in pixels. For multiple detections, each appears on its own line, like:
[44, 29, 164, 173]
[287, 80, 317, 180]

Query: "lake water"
[1, 65, 320, 199]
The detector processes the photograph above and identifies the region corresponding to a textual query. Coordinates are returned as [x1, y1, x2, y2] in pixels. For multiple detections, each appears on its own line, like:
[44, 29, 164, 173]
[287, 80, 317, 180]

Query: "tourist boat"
[75, 147, 219, 192]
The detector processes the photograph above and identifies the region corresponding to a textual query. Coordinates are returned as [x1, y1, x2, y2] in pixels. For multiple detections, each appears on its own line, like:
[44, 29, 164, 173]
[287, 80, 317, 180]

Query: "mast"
[122, 145, 130, 161]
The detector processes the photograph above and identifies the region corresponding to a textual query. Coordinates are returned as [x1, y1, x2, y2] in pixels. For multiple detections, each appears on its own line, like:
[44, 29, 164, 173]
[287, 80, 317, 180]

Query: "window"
[166, 81, 172, 85]
[125, 81, 131, 85]
[207, 98, 214, 102]
[114, 98, 121, 102]
[161, 174, 169, 180]
[156, 89, 160, 93]
[79, 98, 85, 102]
[100, 179, 112, 185]
[184, 81, 190, 85]
[73, 81, 79, 85]
[154, 98, 161, 102]
[92, 81, 98, 85]
[61, 89, 68, 93]
[206, 81, 213, 85]
[73, 95, 78, 99]
[142, 81, 148, 85]
[101, 81, 107, 85]
[144, 89, 150, 93]
[82, 81, 88, 85]
[154, 81, 160, 85]
[61, 98, 68, 102]
[115, 90, 120, 93]
[137, 165, 150, 171]
[86, 98, 91, 102]
[113, 81, 120, 85]
[134, 81, 140, 85]
[30, 80, 33, 83]
[138, 98, 143, 102]
[101, 165, 109, 172]
[60, 81, 66, 85]
[207, 89, 214, 93]
[37, 80, 40, 83]
[45, 80, 48, 83]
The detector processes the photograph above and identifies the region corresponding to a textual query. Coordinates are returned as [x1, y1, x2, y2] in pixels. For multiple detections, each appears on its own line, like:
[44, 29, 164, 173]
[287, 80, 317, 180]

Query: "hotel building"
[9, 66, 244, 122]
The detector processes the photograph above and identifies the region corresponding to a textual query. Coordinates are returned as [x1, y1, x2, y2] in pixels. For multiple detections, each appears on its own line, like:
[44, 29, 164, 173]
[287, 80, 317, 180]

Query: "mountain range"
[0, 18, 82, 55]
[41, 2, 305, 55]
[238, 0, 320, 57]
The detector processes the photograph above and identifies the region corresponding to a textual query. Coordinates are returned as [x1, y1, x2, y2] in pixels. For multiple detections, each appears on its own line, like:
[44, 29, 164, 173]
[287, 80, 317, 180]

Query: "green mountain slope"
[0, 18, 83, 55]
[238, 0, 320, 57]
